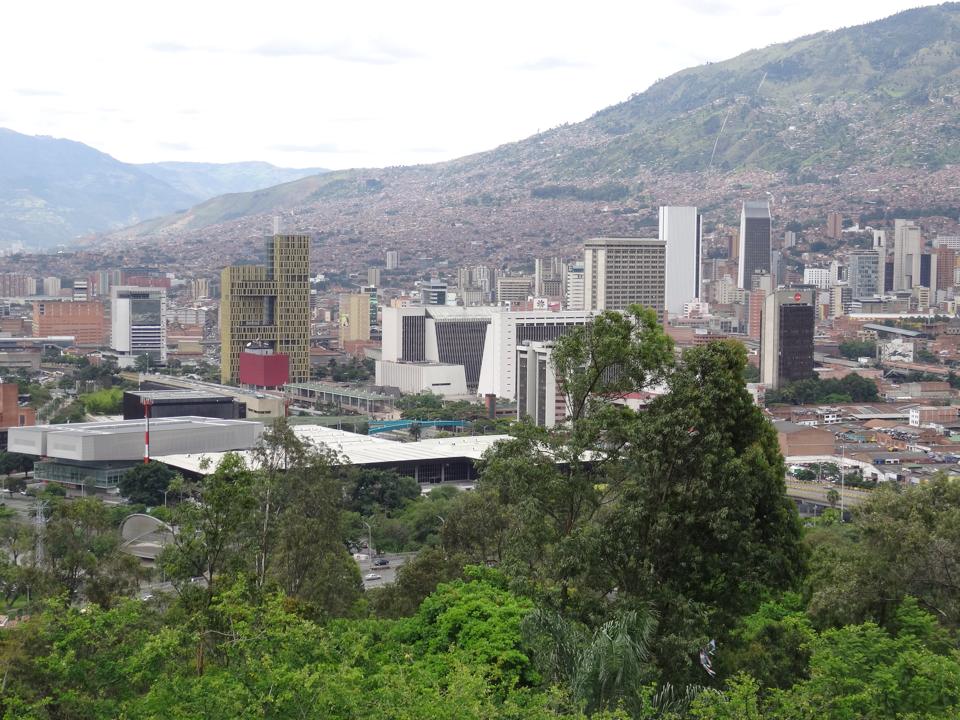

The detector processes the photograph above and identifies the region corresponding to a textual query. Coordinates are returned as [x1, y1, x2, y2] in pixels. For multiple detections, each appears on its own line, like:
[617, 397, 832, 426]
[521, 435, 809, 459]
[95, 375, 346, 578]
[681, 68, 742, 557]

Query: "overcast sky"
[0, 0, 929, 170]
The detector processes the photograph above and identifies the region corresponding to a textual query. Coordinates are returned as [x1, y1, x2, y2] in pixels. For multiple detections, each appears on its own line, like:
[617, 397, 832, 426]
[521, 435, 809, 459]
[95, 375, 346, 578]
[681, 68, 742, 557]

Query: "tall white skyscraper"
[659, 206, 702, 316]
[584, 238, 667, 322]
[893, 219, 922, 290]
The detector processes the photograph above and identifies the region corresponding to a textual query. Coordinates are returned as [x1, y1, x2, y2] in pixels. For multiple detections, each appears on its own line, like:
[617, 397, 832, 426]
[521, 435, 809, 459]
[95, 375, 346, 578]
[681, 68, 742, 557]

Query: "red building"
[239, 349, 289, 388]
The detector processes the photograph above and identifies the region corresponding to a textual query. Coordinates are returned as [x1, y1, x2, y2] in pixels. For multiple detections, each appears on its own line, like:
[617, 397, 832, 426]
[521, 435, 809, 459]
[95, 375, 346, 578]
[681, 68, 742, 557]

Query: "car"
[374, 558, 390, 567]
[364, 573, 382, 581]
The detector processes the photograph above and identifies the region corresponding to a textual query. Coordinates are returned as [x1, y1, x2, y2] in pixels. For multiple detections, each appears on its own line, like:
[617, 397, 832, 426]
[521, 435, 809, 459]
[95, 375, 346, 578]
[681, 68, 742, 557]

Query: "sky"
[0, 0, 931, 170]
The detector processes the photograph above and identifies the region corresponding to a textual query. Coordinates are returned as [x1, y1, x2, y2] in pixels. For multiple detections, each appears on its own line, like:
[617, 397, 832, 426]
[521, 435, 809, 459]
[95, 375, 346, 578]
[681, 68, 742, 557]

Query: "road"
[785, 479, 871, 507]
[354, 552, 416, 589]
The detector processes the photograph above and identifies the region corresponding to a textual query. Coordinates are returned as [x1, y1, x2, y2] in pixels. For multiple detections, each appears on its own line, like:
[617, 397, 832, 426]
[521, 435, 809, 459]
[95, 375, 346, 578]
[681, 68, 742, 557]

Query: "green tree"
[806, 476, 960, 629]
[119, 461, 176, 506]
[838, 339, 876, 360]
[342, 467, 420, 515]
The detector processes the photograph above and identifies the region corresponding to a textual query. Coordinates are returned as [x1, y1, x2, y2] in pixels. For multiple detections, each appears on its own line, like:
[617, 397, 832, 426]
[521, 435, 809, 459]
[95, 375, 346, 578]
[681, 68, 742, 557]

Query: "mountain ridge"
[0, 128, 326, 249]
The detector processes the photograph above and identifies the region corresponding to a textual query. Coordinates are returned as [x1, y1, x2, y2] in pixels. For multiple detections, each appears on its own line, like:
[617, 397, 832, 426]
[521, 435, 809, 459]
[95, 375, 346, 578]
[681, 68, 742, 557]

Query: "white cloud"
[0, 0, 928, 170]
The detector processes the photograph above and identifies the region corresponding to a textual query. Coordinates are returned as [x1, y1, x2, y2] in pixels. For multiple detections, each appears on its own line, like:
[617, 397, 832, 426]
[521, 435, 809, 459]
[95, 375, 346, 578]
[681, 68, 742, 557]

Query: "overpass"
[368, 419, 468, 435]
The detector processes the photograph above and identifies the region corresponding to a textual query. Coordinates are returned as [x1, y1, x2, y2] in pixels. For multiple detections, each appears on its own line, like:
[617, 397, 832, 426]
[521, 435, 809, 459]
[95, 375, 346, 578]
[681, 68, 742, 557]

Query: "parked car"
[374, 558, 390, 567]
[364, 573, 381, 581]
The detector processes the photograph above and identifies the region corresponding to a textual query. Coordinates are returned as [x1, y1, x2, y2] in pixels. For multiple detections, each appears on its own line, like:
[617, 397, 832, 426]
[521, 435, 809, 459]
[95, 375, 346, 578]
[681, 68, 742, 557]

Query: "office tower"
[385, 250, 399, 270]
[220, 234, 310, 384]
[110, 286, 167, 367]
[936, 247, 956, 291]
[583, 237, 667, 321]
[659, 206, 702, 316]
[72, 280, 89, 301]
[738, 201, 771, 289]
[934, 235, 960, 250]
[565, 262, 585, 310]
[830, 285, 852, 318]
[367, 267, 381, 287]
[516, 341, 565, 427]
[32, 300, 106, 345]
[884, 260, 894, 293]
[360, 285, 378, 327]
[770, 250, 782, 286]
[848, 250, 883, 298]
[339, 293, 372, 345]
[421, 278, 447, 306]
[761, 288, 815, 390]
[803, 268, 832, 290]
[873, 229, 887, 249]
[893, 219, 922, 291]
[190, 278, 211, 300]
[919, 253, 937, 292]
[89, 270, 112, 297]
[42, 277, 61, 296]
[826, 212, 843, 239]
[747, 272, 773, 341]
[497, 276, 534, 303]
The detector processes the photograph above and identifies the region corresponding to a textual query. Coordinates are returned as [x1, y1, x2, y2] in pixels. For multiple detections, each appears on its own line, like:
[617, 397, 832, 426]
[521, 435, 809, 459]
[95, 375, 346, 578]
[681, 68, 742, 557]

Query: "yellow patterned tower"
[220, 234, 310, 384]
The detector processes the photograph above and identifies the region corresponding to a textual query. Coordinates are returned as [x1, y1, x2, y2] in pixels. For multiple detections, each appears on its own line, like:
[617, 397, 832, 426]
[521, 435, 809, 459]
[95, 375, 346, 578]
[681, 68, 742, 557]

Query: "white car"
[364, 573, 382, 581]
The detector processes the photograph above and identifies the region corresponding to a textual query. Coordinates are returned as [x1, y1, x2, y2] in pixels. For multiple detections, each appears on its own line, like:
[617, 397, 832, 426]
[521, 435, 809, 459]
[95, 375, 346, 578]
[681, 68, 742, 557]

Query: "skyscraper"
[339, 293, 372, 345]
[848, 250, 883, 299]
[565, 262, 585, 311]
[761, 288, 815, 390]
[110, 286, 167, 367]
[659, 206, 702, 316]
[893, 219, 922, 291]
[583, 237, 666, 321]
[738, 201, 771, 289]
[385, 250, 399, 270]
[220, 234, 310, 384]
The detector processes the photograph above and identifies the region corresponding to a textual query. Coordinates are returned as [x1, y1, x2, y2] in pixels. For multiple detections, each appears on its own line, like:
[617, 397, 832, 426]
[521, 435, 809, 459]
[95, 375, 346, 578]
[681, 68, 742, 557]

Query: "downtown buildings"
[109, 286, 167, 367]
[761, 288, 816, 390]
[220, 234, 310, 384]
[659, 206, 702, 317]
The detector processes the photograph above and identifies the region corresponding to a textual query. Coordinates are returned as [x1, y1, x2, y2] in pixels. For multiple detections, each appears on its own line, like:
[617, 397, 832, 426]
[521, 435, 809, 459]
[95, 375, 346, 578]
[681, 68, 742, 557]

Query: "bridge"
[785, 479, 869, 518]
[368, 419, 468, 435]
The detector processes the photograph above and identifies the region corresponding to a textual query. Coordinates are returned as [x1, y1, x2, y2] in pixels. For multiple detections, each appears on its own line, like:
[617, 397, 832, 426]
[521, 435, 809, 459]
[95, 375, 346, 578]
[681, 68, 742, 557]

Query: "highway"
[785, 479, 870, 507]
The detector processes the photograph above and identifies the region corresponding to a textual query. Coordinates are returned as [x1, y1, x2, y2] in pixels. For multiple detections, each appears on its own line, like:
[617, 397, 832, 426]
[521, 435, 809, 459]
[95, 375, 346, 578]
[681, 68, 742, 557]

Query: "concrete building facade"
[583, 237, 666, 321]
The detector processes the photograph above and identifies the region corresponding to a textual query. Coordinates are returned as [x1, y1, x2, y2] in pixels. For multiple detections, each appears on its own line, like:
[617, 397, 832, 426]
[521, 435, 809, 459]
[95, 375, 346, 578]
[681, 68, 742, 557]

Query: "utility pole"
[840, 443, 846, 521]
[142, 397, 153, 464]
[33, 499, 48, 566]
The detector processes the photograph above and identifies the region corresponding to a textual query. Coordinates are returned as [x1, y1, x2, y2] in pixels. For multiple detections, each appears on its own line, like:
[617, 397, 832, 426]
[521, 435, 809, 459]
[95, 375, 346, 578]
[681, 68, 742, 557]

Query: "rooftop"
[156, 425, 510, 475]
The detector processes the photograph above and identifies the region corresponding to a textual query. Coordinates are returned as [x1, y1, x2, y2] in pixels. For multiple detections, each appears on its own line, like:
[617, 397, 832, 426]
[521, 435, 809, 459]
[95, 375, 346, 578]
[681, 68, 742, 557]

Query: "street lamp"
[839, 443, 846, 522]
[360, 519, 373, 556]
[162, 488, 170, 508]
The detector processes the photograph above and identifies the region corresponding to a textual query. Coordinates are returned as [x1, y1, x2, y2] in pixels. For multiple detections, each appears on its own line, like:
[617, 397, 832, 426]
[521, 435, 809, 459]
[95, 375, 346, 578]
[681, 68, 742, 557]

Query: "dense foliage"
[2, 306, 959, 718]
[765, 373, 879, 405]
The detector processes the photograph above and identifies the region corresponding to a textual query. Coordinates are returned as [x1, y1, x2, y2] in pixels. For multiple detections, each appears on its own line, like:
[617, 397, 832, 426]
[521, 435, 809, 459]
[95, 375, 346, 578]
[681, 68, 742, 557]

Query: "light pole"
[361, 519, 373, 556]
[162, 488, 170, 508]
[840, 443, 846, 521]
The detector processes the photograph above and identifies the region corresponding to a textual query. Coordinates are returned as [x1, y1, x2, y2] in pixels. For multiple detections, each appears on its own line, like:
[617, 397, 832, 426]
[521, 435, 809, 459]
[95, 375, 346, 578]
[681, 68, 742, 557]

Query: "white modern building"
[565, 262, 585, 311]
[110, 286, 167, 367]
[893, 219, 922, 291]
[803, 268, 833, 290]
[516, 341, 565, 427]
[380, 305, 595, 399]
[659, 206, 702, 316]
